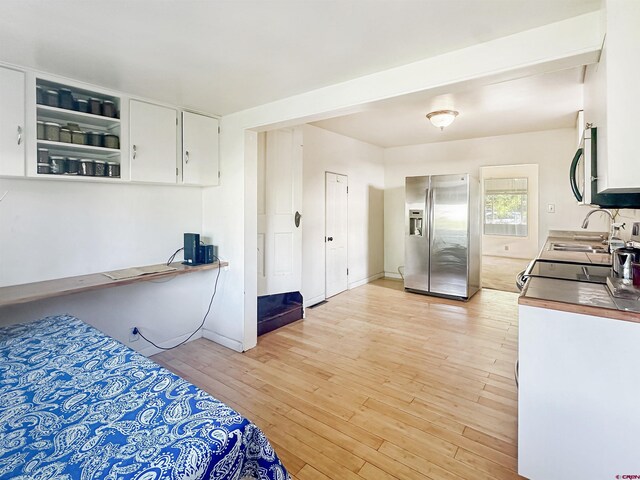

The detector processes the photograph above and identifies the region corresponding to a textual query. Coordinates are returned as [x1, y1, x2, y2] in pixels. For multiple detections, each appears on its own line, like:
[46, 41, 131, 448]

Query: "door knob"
[295, 211, 301, 228]
[327, 237, 333, 241]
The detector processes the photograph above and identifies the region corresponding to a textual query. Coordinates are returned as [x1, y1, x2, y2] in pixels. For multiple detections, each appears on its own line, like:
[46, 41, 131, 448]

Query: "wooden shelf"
[0, 261, 228, 307]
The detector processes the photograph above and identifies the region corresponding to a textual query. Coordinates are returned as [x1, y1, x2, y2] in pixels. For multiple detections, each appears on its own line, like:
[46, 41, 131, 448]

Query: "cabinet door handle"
[185, 151, 189, 164]
[132, 144, 137, 159]
[17, 126, 22, 145]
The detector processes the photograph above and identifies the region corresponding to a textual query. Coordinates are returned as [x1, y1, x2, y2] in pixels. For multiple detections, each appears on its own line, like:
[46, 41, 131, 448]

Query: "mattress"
[0, 315, 289, 480]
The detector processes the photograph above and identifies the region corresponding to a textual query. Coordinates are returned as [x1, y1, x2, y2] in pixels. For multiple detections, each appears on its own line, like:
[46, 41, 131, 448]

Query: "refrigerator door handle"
[428, 184, 435, 251]
[424, 185, 430, 240]
[426, 181, 434, 291]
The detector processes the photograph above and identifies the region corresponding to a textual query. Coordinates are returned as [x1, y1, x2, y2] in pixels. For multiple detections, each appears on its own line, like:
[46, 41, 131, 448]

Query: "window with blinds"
[483, 177, 528, 237]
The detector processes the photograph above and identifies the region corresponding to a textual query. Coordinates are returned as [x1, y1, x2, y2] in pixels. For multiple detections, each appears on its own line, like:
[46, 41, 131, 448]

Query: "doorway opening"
[480, 164, 539, 292]
[256, 128, 304, 335]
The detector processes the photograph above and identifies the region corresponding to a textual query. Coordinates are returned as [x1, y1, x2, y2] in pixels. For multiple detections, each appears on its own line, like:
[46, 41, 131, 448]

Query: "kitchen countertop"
[519, 230, 640, 323]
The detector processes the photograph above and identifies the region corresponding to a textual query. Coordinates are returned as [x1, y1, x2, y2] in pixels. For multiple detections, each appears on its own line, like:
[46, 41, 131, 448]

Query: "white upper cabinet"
[0, 66, 25, 176]
[181, 111, 219, 186]
[130, 100, 177, 184]
[584, 0, 640, 193]
[1, 65, 220, 186]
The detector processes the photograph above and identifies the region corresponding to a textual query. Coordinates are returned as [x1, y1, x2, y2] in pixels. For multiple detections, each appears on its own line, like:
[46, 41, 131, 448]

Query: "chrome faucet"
[581, 208, 614, 229]
[581, 208, 623, 251]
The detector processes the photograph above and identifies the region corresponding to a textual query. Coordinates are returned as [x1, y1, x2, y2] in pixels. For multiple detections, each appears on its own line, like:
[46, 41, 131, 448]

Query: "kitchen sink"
[549, 242, 609, 254]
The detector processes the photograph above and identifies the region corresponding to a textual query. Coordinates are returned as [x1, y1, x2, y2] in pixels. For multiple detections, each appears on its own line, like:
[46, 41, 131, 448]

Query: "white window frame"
[484, 177, 529, 237]
[480, 164, 539, 259]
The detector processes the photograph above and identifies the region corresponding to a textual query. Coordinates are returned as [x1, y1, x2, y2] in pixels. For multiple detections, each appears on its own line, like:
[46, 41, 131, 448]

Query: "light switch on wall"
[547, 204, 556, 213]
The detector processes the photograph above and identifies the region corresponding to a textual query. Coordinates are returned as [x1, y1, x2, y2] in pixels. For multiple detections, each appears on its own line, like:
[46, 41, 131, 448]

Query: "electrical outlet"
[129, 327, 139, 342]
[504, 245, 509, 251]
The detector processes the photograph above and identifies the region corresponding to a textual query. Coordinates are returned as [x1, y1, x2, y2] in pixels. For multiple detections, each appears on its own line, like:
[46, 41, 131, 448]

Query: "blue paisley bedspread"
[0, 315, 289, 480]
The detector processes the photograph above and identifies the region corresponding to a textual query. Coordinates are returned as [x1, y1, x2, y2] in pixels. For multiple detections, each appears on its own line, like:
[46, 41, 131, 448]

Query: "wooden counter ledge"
[519, 293, 640, 324]
[0, 261, 228, 308]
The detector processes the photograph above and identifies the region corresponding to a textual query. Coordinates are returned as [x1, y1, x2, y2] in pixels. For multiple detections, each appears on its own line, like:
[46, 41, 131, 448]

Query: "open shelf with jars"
[35, 78, 122, 179]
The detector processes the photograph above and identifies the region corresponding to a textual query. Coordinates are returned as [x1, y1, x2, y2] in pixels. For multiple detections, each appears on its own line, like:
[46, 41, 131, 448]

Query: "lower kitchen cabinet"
[130, 100, 178, 184]
[182, 111, 219, 186]
[518, 305, 640, 479]
[0, 66, 25, 176]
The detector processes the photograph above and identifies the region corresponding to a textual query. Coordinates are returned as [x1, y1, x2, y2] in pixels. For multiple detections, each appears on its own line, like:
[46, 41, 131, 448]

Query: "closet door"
[325, 172, 349, 298]
[130, 100, 177, 183]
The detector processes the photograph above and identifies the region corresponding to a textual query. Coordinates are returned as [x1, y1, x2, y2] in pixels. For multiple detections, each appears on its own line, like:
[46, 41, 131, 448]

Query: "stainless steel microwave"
[569, 127, 640, 208]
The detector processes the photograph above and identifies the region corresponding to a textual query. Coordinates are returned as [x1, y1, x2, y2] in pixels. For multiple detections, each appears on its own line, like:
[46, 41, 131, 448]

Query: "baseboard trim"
[384, 272, 403, 280]
[136, 330, 203, 357]
[305, 294, 326, 308]
[202, 328, 244, 352]
[348, 272, 384, 290]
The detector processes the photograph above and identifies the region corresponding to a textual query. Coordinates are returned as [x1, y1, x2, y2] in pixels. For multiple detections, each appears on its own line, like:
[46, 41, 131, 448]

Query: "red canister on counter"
[633, 263, 640, 287]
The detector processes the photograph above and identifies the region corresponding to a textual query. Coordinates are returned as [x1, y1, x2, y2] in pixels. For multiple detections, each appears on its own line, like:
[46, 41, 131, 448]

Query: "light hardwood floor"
[153, 279, 523, 480]
[481, 256, 530, 293]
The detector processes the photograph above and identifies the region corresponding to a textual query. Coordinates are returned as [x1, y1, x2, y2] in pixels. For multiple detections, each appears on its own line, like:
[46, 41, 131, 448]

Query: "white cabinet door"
[130, 100, 177, 184]
[182, 111, 219, 186]
[519, 304, 640, 479]
[584, 1, 640, 193]
[0, 67, 25, 177]
[604, 0, 640, 192]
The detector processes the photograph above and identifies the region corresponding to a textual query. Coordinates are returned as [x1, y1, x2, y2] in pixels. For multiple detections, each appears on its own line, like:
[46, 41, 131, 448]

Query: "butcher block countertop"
[0, 261, 228, 308]
[519, 230, 640, 324]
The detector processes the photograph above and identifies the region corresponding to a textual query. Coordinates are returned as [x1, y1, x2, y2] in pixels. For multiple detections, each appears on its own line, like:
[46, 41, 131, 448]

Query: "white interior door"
[257, 128, 303, 296]
[325, 172, 348, 298]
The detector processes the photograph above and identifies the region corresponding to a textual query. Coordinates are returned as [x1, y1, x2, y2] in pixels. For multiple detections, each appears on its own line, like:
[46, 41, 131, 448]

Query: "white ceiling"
[0, 0, 599, 116]
[311, 67, 586, 147]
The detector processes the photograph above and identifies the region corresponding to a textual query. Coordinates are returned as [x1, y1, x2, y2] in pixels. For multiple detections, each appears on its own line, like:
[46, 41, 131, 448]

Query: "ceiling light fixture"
[426, 110, 459, 131]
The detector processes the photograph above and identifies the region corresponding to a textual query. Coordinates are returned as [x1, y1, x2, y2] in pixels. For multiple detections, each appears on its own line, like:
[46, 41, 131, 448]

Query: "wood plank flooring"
[152, 279, 523, 480]
[481, 256, 530, 293]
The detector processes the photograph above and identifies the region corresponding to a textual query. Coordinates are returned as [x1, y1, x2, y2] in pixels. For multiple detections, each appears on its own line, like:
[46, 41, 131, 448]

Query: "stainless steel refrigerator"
[405, 174, 480, 300]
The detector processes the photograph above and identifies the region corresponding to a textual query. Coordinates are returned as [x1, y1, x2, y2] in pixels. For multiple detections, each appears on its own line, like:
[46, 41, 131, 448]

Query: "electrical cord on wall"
[166, 247, 184, 266]
[134, 252, 222, 351]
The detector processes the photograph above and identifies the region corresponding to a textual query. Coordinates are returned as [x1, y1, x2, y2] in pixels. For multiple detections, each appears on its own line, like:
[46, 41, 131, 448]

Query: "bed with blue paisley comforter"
[0, 315, 289, 480]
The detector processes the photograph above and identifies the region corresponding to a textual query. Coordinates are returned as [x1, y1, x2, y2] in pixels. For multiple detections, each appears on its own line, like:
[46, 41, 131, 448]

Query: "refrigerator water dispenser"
[409, 210, 424, 236]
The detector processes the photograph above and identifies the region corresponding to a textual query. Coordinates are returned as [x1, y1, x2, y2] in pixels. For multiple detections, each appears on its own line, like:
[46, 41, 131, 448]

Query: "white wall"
[203, 13, 601, 351]
[301, 125, 384, 307]
[383, 128, 640, 276]
[0, 178, 219, 355]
